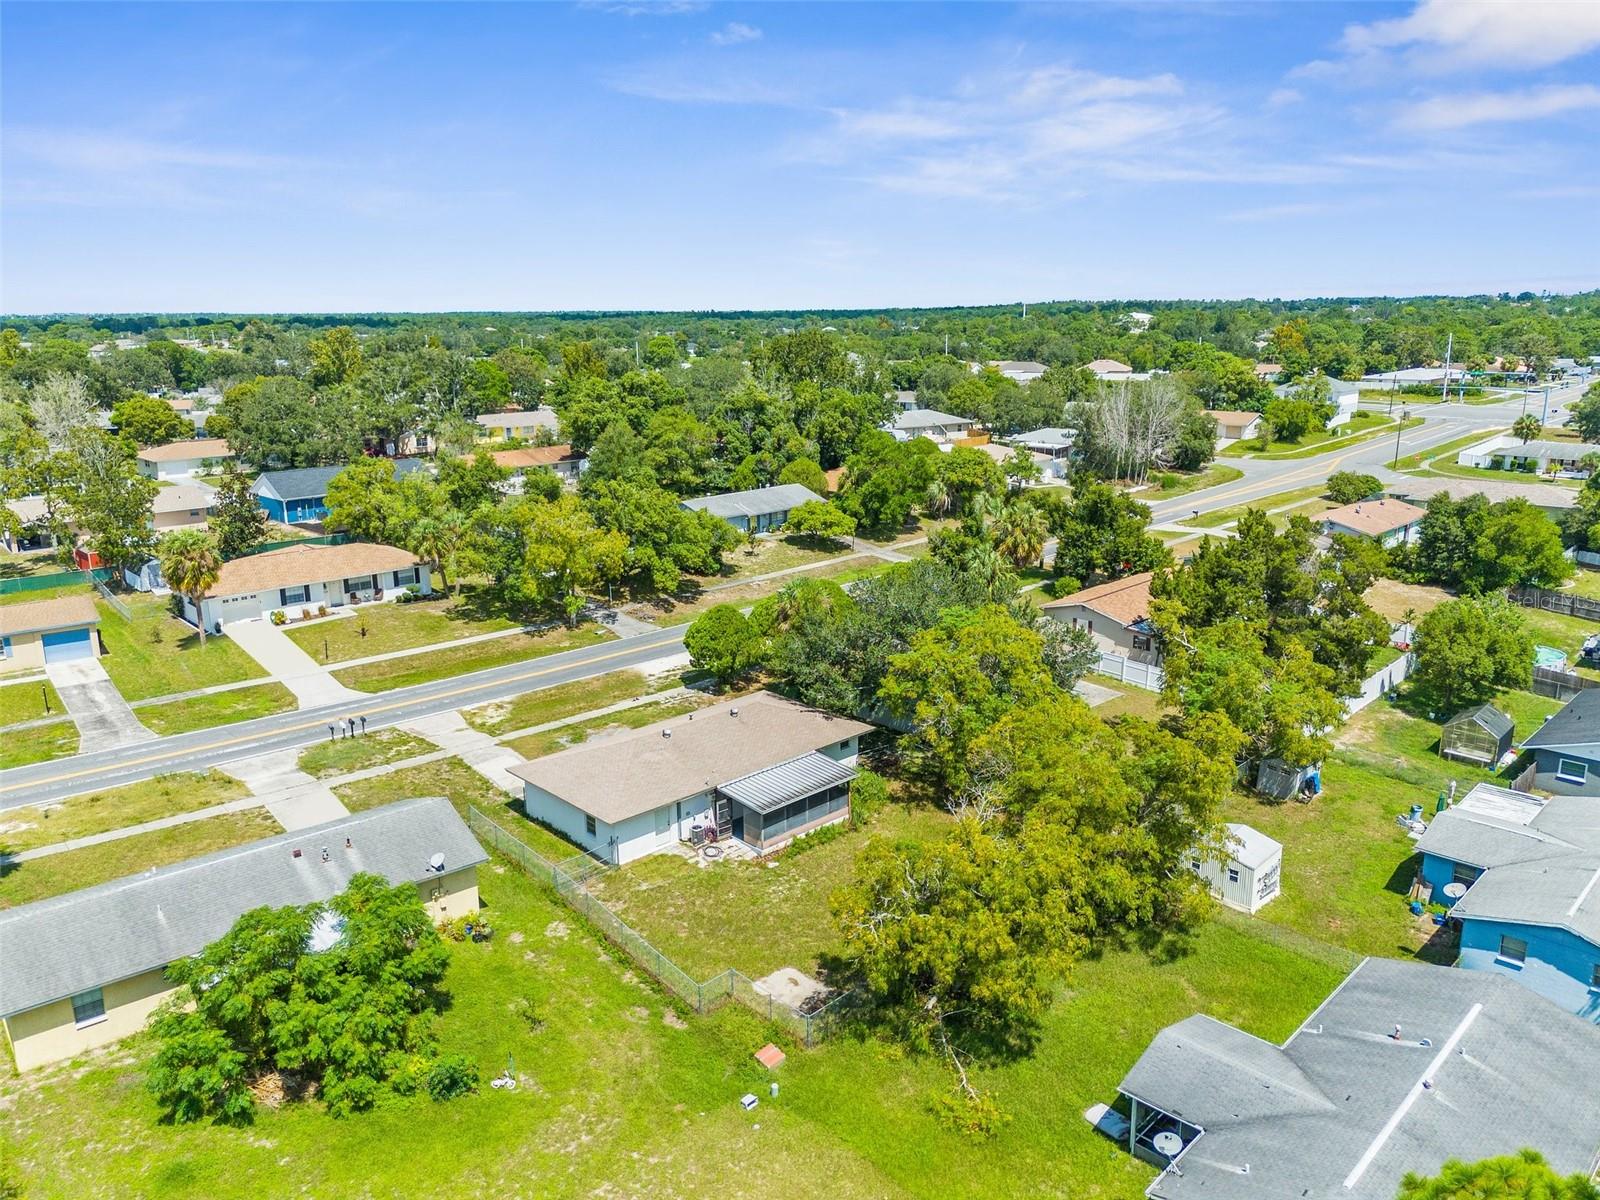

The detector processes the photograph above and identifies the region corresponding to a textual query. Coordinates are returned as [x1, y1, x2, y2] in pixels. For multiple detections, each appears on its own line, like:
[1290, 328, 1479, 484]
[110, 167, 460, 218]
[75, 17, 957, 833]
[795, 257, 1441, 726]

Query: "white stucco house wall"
[180, 541, 430, 631]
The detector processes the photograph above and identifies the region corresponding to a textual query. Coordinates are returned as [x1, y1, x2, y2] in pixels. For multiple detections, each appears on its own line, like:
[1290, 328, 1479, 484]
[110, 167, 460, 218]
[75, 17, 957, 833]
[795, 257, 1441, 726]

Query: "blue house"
[251, 459, 427, 524]
[1519, 688, 1600, 795]
[1415, 782, 1600, 1021]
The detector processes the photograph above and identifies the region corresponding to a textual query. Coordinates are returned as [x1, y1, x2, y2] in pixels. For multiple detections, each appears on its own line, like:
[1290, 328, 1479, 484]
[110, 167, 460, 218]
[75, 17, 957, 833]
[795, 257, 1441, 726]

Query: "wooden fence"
[1529, 665, 1600, 701]
[1509, 585, 1600, 624]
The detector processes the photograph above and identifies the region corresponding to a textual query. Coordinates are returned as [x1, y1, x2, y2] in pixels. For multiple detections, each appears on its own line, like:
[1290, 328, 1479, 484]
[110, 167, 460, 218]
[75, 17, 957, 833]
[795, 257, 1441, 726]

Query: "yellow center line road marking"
[0, 636, 676, 796]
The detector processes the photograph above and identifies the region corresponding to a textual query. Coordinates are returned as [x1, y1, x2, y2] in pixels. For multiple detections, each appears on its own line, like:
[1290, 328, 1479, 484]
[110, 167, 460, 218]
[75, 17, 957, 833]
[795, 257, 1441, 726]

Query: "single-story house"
[1458, 434, 1600, 476]
[1326, 378, 1361, 429]
[1040, 572, 1157, 661]
[474, 408, 559, 442]
[151, 481, 217, 531]
[1520, 688, 1600, 795]
[2, 496, 58, 553]
[891, 389, 918, 412]
[1205, 409, 1263, 443]
[134, 437, 235, 482]
[511, 691, 870, 865]
[1189, 823, 1281, 914]
[1252, 361, 1281, 380]
[182, 541, 430, 630]
[1439, 703, 1514, 767]
[0, 797, 484, 1072]
[1112, 957, 1600, 1194]
[0, 594, 102, 672]
[1387, 475, 1577, 517]
[984, 360, 1048, 384]
[489, 444, 587, 491]
[1009, 427, 1075, 460]
[886, 408, 975, 444]
[681, 483, 823, 533]
[1360, 366, 1468, 390]
[251, 459, 428, 524]
[1416, 784, 1600, 1019]
[1085, 358, 1134, 380]
[1318, 498, 1425, 547]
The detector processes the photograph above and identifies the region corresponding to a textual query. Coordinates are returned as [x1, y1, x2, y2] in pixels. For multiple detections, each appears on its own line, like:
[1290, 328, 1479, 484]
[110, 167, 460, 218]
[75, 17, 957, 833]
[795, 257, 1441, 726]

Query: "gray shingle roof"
[0, 798, 486, 1018]
[1522, 689, 1600, 755]
[1123, 957, 1600, 1199]
[891, 408, 971, 431]
[719, 751, 856, 815]
[681, 484, 822, 521]
[252, 458, 427, 502]
[1451, 855, 1600, 945]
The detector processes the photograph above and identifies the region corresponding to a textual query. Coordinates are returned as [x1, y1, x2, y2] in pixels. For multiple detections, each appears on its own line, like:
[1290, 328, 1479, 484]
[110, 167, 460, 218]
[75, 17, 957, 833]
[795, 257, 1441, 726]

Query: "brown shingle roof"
[1040, 571, 1153, 626]
[509, 691, 871, 824]
[205, 543, 419, 598]
[1320, 498, 1425, 537]
[0, 594, 100, 638]
[489, 445, 583, 470]
[136, 438, 233, 463]
[1205, 409, 1261, 429]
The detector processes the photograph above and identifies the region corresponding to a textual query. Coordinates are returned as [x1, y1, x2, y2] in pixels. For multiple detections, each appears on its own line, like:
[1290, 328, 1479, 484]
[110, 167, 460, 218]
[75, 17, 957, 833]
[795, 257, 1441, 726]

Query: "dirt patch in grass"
[0, 720, 78, 769]
[627, 556, 877, 627]
[461, 670, 652, 737]
[1362, 579, 1451, 624]
[283, 588, 522, 663]
[501, 696, 711, 760]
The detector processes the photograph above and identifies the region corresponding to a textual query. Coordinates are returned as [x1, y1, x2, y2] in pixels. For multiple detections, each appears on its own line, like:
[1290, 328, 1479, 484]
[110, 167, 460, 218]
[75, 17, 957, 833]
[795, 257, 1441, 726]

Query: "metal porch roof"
[718, 751, 856, 815]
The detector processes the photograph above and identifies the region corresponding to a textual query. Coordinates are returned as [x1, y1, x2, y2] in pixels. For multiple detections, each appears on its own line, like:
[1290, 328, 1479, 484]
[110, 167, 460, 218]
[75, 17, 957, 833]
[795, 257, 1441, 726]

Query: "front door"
[654, 805, 673, 846]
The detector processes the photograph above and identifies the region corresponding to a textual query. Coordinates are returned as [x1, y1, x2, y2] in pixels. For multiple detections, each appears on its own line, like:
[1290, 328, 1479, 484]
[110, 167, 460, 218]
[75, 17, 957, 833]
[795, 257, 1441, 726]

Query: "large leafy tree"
[837, 432, 940, 534]
[502, 494, 626, 623]
[147, 873, 451, 1124]
[308, 326, 366, 389]
[583, 478, 737, 593]
[1396, 1150, 1600, 1200]
[684, 603, 763, 684]
[209, 463, 270, 558]
[65, 430, 158, 572]
[1046, 480, 1169, 588]
[785, 498, 856, 544]
[220, 375, 361, 468]
[111, 393, 191, 446]
[1411, 595, 1533, 710]
[157, 530, 223, 645]
[324, 458, 410, 543]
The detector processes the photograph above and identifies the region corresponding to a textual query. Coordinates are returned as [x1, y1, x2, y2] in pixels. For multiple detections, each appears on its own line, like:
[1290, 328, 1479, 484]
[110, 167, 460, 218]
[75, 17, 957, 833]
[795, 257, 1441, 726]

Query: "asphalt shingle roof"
[1122, 957, 1600, 1199]
[0, 798, 487, 1018]
[1523, 689, 1600, 754]
[206, 541, 420, 598]
[252, 458, 427, 502]
[0, 594, 100, 638]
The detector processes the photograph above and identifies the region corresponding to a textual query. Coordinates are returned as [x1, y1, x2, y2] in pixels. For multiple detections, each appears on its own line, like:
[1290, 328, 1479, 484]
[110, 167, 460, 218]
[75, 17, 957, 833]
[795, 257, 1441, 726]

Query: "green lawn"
[0, 721, 79, 770]
[331, 623, 613, 692]
[0, 808, 279, 909]
[461, 669, 653, 736]
[1515, 606, 1600, 677]
[1566, 569, 1600, 601]
[628, 556, 876, 627]
[1137, 464, 1244, 499]
[1412, 459, 1582, 489]
[0, 551, 71, 580]
[1221, 411, 1400, 459]
[283, 590, 522, 663]
[98, 593, 266, 700]
[135, 683, 297, 736]
[1182, 484, 1330, 528]
[0, 843, 1344, 1200]
[501, 696, 709, 761]
[1391, 427, 1503, 471]
[1085, 676, 1165, 722]
[0, 679, 65, 724]
[0, 582, 94, 607]
[0, 771, 251, 858]
[296, 727, 436, 778]
[713, 534, 853, 581]
[590, 804, 955, 980]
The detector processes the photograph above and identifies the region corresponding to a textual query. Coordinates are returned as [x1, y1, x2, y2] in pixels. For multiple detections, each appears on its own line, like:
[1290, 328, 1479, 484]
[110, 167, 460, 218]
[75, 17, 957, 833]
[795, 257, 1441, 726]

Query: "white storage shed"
[1193, 823, 1282, 914]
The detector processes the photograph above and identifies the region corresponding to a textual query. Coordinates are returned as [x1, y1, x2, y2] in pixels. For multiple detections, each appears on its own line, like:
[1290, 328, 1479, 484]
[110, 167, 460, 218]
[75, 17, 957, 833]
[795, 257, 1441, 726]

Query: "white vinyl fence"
[1096, 651, 1164, 692]
[1347, 648, 1416, 716]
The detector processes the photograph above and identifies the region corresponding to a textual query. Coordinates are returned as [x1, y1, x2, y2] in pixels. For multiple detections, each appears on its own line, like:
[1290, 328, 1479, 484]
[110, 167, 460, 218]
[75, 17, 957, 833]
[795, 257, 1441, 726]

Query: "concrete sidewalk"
[224, 619, 363, 709]
[222, 748, 350, 829]
[401, 711, 524, 795]
[45, 659, 155, 750]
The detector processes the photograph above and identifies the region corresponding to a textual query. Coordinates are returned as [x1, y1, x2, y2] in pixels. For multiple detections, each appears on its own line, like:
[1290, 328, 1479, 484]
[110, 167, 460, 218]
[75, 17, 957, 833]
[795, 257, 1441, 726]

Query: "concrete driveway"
[44, 659, 155, 750]
[224, 618, 364, 709]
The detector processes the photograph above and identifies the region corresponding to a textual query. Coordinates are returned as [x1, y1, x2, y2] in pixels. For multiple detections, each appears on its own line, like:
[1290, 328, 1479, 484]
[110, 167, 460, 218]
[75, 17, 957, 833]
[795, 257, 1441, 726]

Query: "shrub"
[269, 610, 287, 626]
[425, 1054, 480, 1102]
[849, 769, 889, 829]
[1047, 575, 1082, 599]
[929, 1086, 1011, 1138]
[1156, 472, 1179, 491]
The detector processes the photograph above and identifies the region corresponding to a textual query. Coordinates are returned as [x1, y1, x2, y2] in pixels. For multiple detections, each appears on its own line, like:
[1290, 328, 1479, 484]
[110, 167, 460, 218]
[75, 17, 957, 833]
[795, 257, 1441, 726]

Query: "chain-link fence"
[467, 806, 853, 1044]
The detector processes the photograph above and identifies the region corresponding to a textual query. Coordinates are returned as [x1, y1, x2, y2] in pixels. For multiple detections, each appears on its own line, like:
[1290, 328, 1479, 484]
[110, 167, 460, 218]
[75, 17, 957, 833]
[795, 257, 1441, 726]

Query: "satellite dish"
[429, 852, 446, 872]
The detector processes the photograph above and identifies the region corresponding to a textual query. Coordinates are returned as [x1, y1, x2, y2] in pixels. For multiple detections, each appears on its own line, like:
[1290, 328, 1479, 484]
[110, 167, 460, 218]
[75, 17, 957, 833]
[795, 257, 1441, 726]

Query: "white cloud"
[578, 0, 707, 15]
[710, 21, 762, 46]
[1266, 87, 1302, 108]
[7, 130, 295, 173]
[1338, 0, 1600, 70]
[1396, 83, 1600, 130]
[1222, 201, 1332, 223]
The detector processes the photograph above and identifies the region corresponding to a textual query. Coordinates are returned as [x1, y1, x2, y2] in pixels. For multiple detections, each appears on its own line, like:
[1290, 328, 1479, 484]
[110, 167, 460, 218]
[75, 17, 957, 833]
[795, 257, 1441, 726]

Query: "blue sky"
[3, 0, 1598, 313]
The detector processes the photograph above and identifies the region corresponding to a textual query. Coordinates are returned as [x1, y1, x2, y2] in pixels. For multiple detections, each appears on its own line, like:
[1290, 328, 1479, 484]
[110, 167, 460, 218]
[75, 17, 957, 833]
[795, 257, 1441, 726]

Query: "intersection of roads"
[2, 381, 1586, 813]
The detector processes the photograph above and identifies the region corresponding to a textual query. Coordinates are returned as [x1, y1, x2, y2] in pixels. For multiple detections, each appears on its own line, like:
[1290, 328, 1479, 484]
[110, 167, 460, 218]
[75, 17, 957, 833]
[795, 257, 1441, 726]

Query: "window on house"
[839, 739, 850, 750]
[71, 988, 106, 1027]
[1557, 758, 1588, 784]
[1592, 963, 1600, 991]
[1498, 934, 1527, 964]
[584, 814, 597, 836]
[1086, 620, 1094, 634]
[1226, 868, 1240, 884]
[1132, 635, 1152, 651]
[281, 585, 309, 605]
[1189, 858, 1201, 871]
[1452, 862, 1482, 886]
[394, 567, 418, 587]
[0, 636, 10, 659]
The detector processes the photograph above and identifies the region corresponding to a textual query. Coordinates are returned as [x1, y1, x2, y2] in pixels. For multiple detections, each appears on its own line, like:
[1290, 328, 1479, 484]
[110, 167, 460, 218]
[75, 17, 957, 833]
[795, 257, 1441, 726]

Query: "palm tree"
[925, 478, 952, 518]
[995, 502, 1049, 569]
[410, 507, 470, 597]
[157, 530, 222, 645]
[1512, 414, 1541, 444]
[962, 543, 1016, 601]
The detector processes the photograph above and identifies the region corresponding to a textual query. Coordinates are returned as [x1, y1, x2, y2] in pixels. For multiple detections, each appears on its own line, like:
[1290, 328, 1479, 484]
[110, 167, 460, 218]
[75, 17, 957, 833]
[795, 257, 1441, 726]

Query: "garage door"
[219, 593, 262, 622]
[42, 627, 94, 663]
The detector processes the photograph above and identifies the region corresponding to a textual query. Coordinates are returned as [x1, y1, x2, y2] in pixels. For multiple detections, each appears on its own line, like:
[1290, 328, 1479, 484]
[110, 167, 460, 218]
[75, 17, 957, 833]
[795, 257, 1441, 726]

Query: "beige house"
[1040, 571, 1158, 659]
[474, 407, 559, 442]
[135, 437, 235, 482]
[490, 444, 588, 490]
[182, 541, 431, 630]
[512, 692, 870, 865]
[0, 798, 485, 1073]
[1319, 497, 1425, 548]
[0, 594, 102, 672]
[151, 481, 217, 531]
[1205, 409, 1264, 444]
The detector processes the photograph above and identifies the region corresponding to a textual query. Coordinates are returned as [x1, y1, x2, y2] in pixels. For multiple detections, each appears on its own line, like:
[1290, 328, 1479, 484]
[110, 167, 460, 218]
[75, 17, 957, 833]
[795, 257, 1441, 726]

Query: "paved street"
[0, 624, 688, 810]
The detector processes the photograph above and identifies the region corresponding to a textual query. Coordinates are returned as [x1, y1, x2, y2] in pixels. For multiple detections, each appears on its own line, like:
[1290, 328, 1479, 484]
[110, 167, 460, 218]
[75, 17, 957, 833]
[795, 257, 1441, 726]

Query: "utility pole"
[1392, 408, 1410, 467]
[1440, 333, 1453, 403]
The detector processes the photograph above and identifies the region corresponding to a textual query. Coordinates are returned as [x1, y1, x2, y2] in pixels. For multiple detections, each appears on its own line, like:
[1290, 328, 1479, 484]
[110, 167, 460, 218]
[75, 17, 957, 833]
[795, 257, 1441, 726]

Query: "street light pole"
[1392, 408, 1410, 468]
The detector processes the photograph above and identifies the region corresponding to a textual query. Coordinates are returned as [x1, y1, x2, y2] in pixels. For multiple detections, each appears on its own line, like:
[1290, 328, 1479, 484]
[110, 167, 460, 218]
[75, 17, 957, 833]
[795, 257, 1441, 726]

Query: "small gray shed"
[1440, 703, 1514, 767]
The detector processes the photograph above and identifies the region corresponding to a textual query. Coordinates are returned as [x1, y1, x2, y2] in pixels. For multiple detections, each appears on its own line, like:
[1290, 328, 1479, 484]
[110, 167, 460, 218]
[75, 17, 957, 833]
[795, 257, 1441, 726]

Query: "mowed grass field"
[0, 847, 1343, 1200]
